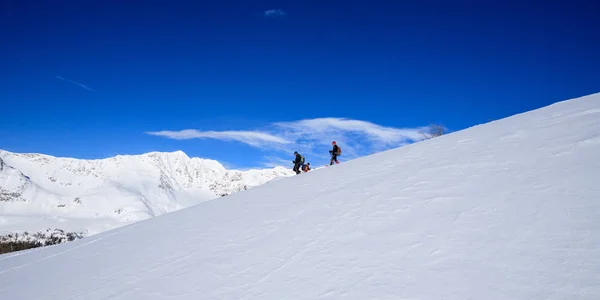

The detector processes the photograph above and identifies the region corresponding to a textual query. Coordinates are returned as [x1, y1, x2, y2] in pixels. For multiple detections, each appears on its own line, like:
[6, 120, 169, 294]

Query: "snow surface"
[1, 92, 599, 299]
[0, 150, 294, 237]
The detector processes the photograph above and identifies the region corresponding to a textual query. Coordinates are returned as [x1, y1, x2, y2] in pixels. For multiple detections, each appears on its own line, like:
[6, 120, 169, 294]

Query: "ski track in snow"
[0, 93, 599, 299]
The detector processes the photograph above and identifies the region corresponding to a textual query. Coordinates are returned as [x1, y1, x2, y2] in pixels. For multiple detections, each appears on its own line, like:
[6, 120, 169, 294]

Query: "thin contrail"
[54, 75, 95, 92]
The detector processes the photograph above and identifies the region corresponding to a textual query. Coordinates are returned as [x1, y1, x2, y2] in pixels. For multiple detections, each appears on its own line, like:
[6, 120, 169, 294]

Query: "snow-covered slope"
[0, 150, 294, 238]
[1, 92, 599, 299]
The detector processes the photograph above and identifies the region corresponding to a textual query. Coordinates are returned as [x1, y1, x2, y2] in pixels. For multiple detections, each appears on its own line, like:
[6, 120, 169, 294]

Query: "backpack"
[337, 146, 341, 155]
[300, 155, 305, 164]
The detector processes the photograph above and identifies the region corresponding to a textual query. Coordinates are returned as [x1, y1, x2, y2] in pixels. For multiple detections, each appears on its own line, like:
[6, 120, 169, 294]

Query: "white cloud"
[145, 130, 290, 147]
[264, 9, 286, 17]
[273, 118, 427, 145]
[267, 118, 429, 165]
[147, 118, 431, 167]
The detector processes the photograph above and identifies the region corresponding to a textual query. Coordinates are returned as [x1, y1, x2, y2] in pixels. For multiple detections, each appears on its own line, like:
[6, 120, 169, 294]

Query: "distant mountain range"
[0, 149, 294, 244]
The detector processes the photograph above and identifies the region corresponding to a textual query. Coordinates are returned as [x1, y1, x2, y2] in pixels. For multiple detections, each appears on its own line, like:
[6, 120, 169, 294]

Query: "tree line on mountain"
[421, 124, 447, 139]
[0, 229, 84, 254]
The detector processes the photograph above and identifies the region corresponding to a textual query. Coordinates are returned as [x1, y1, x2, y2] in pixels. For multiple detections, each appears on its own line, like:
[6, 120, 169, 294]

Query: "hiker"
[329, 141, 341, 165]
[302, 162, 311, 172]
[292, 151, 304, 174]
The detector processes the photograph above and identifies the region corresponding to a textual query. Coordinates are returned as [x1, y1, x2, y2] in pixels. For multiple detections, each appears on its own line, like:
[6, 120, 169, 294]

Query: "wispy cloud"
[274, 118, 427, 145]
[267, 118, 430, 165]
[264, 9, 286, 17]
[145, 129, 289, 147]
[147, 118, 431, 167]
[54, 75, 95, 92]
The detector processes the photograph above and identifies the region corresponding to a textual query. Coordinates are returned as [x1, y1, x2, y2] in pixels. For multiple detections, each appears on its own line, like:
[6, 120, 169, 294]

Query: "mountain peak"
[145, 149, 189, 158]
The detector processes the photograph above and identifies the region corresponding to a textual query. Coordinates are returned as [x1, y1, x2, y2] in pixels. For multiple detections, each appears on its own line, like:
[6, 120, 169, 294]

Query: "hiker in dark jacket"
[292, 151, 303, 174]
[329, 141, 340, 165]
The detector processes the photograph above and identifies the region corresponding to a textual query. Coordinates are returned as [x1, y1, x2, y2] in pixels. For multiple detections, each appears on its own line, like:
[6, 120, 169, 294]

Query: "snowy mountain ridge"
[0, 149, 295, 238]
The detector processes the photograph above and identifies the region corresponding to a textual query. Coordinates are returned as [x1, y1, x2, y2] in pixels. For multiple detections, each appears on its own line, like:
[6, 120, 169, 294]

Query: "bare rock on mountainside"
[0, 150, 294, 252]
[0, 157, 32, 202]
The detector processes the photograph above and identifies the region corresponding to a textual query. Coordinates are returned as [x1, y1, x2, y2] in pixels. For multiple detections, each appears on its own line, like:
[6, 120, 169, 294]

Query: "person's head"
[332, 141, 336, 145]
[294, 151, 298, 155]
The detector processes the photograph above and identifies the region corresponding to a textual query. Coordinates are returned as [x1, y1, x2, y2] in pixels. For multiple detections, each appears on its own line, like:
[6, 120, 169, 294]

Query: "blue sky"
[1, 0, 599, 169]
